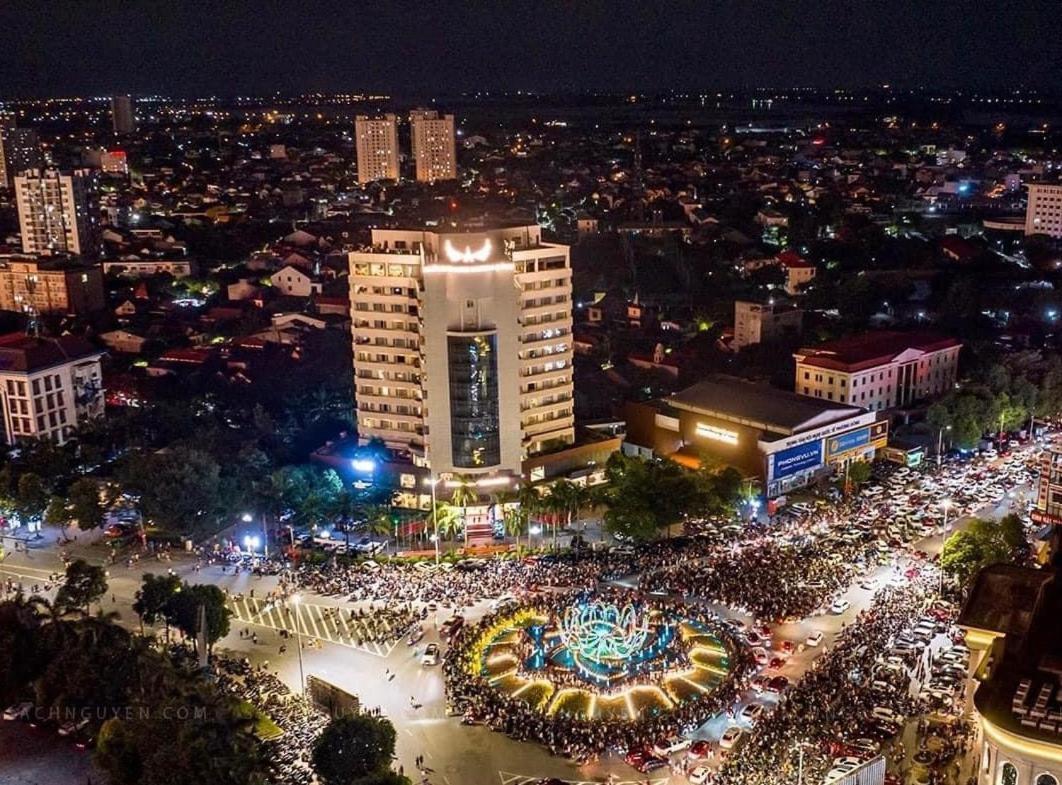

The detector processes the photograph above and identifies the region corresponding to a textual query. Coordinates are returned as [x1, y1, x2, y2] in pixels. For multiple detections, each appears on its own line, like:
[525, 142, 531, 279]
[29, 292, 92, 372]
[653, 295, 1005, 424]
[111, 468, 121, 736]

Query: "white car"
[2, 702, 31, 721]
[652, 736, 692, 756]
[689, 766, 711, 785]
[871, 706, 903, 725]
[739, 703, 765, 724]
[719, 726, 743, 749]
[805, 630, 824, 647]
[491, 594, 518, 610]
[751, 647, 769, 666]
[830, 598, 851, 615]
[826, 763, 861, 783]
[420, 643, 440, 666]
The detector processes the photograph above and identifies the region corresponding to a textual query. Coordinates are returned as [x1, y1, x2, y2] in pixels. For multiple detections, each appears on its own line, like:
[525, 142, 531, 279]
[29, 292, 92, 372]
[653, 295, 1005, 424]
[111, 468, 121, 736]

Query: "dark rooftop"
[668, 376, 865, 435]
[796, 331, 960, 372]
[0, 333, 103, 374]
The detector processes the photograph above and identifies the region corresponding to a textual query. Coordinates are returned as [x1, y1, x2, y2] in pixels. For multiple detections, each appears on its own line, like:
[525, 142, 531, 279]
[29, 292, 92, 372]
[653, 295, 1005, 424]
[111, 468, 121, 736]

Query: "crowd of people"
[716, 583, 933, 785]
[443, 589, 755, 759]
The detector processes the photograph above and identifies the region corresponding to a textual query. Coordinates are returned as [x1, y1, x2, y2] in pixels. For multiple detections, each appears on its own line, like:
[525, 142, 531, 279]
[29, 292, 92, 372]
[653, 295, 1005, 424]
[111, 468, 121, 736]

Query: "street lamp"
[793, 740, 814, 785]
[291, 594, 306, 697]
[241, 513, 268, 559]
[423, 475, 442, 565]
[939, 499, 953, 596]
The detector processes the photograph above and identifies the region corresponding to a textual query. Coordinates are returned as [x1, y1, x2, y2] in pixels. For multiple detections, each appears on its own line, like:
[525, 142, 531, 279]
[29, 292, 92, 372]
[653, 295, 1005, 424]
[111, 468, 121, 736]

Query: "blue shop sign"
[826, 426, 871, 458]
[771, 440, 823, 480]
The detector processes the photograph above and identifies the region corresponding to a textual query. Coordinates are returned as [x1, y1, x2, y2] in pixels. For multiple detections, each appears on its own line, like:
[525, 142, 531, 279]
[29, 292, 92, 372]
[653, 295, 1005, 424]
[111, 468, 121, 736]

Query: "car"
[745, 630, 764, 646]
[871, 706, 903, 725]
[751, 647, 769, 666]
[689, 766, 711, 785]
[407, 627, 424, 646]
[2, 702, 31, 721]
[491, 594, 518, 610]
[440, 615, 464, 640]
[826, 763, 860, 783]
[768, 656, 787, 669]
[739, 703, 765, 724]
[719, 726, 743, 749]
[354, 537, 386, 555]
[652, 736, 691, 756]
[805, 630, 825, 647]
[830, 598, 851, 615]
[420, 643, 440, 666]
[859, 577, 878, 591]
[779, 640, 796, 654]
[687, 740, 712, 760]
[624, 750, 668, 773]
[765, 675, 790, 694]
[58, 717, 88, 736]
[750, 674, 770, 693]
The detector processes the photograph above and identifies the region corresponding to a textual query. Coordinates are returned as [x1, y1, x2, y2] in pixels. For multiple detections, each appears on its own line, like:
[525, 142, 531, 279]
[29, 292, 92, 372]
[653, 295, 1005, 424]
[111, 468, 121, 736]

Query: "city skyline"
[0, 2, 1060, 97]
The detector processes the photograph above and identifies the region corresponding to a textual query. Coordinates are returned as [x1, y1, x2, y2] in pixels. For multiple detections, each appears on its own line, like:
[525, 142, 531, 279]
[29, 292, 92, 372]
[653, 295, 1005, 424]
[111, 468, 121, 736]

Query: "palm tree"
[363, 504, 393, 554]
[545, 480, 580, 550]
[516, 481, 542, 548]
[327, 487, 363, 553]
[449, 475, 478, 546]
[429, 502, 461, 547]
[502, 505, 527, 551]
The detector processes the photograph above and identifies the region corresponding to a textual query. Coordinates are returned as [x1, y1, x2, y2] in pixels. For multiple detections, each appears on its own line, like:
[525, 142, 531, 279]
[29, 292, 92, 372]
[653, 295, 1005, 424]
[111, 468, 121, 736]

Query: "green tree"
[846, 461, 873, 488]
[119, 446, 222, 532]
[165, 583, 231, 656]
[14, 473, 48, 529]
[941, 517, 1026, 586]
[68, 477, 105, 531]
[312, 714, 399, 785]
[449, 476, 478, 544]
[55, 559, 108, 615]
[133, 573, 182, 636]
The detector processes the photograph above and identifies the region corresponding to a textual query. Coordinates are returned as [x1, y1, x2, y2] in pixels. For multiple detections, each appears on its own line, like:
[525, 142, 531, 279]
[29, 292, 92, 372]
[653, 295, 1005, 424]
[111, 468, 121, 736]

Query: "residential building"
[0, 257, 105, 315]
[348, 224, 574, 479]
[354, 114, 400, 184]
[0, 126, 42, 189]
[270, 264, 322, 297]
[794, 331, 961, 411]
[624, 376, 887, 498]
[111, 95, 135, 135]
[777, 249, 817, 295]
[959, 564, 1062, 785]
[1025, 183, 1062, 239]
[0, 333, 104, 445]
[83, 148, 129, 175]
[733, 300, 803, 350]
[14, 169, 101, 258]
[1032, 448, 1062, 525]
[101, 258, 196, 278]
[409, 109, 457, 183]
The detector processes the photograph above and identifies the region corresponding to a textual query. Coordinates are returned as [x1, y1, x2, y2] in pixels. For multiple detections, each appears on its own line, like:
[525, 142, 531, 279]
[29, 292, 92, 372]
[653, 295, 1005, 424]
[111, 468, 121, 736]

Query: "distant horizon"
[1, 1, 1059, 98]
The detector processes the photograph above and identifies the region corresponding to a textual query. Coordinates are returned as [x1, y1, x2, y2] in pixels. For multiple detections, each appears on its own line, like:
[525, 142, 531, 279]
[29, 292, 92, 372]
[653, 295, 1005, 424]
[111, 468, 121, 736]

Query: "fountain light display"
[449, 593, 746, 726]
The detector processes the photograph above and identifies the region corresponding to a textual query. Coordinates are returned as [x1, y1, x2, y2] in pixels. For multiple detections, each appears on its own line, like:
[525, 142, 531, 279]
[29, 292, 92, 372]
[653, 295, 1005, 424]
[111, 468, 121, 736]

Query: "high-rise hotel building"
[348, 224, 574, 480]
[354, 114, 400, 184]
[409, 109, 457, 183]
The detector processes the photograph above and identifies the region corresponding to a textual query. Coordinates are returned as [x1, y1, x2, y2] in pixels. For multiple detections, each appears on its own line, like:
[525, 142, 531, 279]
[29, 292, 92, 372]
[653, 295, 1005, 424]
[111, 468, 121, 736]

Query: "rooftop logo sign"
[443, 238, 492, 263]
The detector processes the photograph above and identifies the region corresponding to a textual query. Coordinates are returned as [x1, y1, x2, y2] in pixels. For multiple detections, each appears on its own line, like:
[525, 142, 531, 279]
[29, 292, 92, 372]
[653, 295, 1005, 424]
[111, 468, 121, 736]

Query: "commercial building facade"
[625, 377, 887, 498]
[1025, 183, 1062, 239]
[0, 257, 105, 315]
[348, 224, 574, 481]
[409, 109, 457, 183]
[0, 333, 104, 445]
[354, 115, 400, 184]
[794, 331, 961, 411]
[14, 169, 101, 258]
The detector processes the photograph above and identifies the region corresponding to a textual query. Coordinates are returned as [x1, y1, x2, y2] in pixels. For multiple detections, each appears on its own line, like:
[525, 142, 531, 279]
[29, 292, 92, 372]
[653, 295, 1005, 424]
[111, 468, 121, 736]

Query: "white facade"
[270, 265, 321, 297]
[349, 225, 574, 478]
[1025, 184, 1062, 239]
[354, 115, 400, 184]
[978, 716, 1062, 785]
[795, 341, 960, 411]
[410, 109, 457, 183]
[0, 343, 104, 445]
[14, 169, 100, 257]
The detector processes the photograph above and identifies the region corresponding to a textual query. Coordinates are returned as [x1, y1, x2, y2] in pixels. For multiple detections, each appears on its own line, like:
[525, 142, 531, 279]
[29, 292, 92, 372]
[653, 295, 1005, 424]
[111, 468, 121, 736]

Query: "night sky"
[0, 1, 1059, 97]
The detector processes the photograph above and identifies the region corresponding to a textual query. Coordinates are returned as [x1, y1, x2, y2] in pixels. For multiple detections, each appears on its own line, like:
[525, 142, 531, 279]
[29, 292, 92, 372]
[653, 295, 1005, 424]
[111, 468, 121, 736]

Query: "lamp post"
[794, 740, 813, 785]
[939, 499, 953, 597]
[936, 425, 952, 468]
[291, 593, 306, 696]
[424, 475, 441, 565]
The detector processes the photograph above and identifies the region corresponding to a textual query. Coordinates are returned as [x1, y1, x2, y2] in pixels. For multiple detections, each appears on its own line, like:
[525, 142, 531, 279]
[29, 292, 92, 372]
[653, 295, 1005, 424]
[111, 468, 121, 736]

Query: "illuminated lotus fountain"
[560, 601, 650, 666]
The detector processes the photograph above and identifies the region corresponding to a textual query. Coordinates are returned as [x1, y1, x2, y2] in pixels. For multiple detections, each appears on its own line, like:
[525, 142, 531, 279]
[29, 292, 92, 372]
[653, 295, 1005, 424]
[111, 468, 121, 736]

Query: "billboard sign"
[770, 440, 823, 480]
[827, 426, 871, 458]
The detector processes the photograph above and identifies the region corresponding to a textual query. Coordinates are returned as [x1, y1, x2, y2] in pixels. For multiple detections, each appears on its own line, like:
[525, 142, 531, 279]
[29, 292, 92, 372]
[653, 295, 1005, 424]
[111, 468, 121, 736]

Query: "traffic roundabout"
[443, 590, 754, 754]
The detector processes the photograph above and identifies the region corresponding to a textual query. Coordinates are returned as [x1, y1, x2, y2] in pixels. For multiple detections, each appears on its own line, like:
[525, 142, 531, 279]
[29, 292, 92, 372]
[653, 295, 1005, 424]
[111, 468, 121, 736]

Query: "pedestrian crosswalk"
[228, 596, 401, 658]
[498, 773, 670, 785]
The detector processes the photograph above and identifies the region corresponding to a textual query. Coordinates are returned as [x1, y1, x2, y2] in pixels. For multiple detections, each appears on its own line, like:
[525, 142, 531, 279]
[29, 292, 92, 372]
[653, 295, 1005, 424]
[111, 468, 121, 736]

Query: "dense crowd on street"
[442, 589, 755, 759]
[715, 583, 932, 785]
